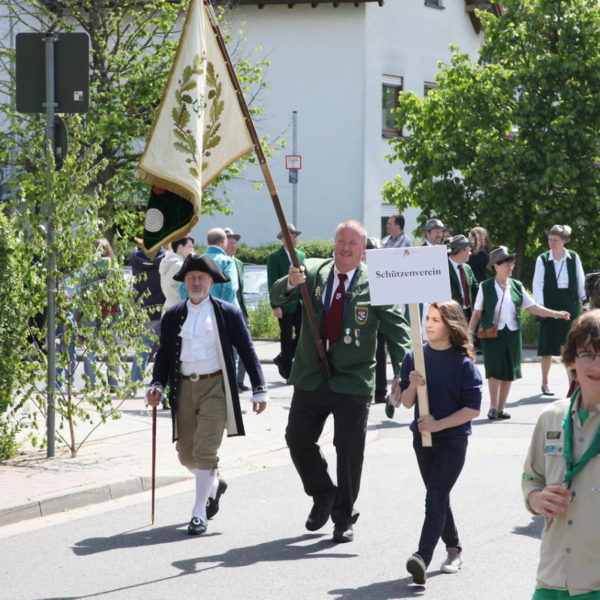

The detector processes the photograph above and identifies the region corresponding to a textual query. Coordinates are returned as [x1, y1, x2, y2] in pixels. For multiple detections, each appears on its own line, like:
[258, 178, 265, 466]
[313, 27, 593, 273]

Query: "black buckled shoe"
[206, 479, 228, 520]
[187, 517, 207, 535]
[332, 524, 354, 543]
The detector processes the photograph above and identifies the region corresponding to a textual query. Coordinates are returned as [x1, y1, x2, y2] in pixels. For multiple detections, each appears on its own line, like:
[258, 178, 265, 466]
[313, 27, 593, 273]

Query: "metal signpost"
[16, 32, 89, 457]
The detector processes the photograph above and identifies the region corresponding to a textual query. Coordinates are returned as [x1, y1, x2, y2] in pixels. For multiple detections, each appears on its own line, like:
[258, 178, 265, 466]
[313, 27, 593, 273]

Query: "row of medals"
[343, 328, 361, 347]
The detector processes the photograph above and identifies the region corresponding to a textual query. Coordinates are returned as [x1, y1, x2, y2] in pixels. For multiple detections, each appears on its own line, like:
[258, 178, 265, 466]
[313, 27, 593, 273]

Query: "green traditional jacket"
[479, 277, 524, 329]
[234, 256, 247, 317]
[267, 245, 307, 315]
[270, 257, 412, 396]
[540, 250, 580, 314]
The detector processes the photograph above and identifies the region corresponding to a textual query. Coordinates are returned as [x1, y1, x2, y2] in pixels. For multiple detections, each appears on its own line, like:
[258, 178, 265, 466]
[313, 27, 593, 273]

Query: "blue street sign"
[289, 169, 298, 184]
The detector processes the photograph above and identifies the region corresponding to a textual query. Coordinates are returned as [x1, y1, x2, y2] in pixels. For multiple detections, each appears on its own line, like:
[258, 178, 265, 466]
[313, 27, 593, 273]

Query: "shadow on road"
[172, 533, 356, 572]
[512, 515, 544, 540]
[71, 523, 217, 555]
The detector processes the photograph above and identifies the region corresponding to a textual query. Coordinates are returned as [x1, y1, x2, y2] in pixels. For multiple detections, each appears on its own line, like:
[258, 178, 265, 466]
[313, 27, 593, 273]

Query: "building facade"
[197, 0, 497, 245]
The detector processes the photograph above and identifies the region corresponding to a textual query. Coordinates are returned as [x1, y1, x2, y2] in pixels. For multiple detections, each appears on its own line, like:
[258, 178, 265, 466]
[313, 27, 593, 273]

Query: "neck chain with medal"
[562, 387, 600, 488]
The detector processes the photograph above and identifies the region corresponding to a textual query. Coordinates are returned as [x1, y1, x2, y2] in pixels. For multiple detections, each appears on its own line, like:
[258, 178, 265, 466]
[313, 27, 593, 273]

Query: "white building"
[196, 0, 500, 246]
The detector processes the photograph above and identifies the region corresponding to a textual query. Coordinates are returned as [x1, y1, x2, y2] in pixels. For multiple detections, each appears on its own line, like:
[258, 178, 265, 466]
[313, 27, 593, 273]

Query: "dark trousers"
[413, 434, 468, 565]
[375, 332, 387, 399]
[278, 305, 302, 376]
[285, 381, 371, 527]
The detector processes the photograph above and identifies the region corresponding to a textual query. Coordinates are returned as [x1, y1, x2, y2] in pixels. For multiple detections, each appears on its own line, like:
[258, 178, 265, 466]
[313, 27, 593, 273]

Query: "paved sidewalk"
[0, 341, 548, 529]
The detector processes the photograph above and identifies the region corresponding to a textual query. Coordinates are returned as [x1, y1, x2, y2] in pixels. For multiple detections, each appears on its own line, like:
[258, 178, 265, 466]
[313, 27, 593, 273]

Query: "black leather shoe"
[237, 383, 249, 392]
[305, 494, 335, 531]
[385, 399, 396, 419]
[187, 517, 207, 535]
[332, 524, 353, 543]
[206, 479, 228, 519]
[273, 354, 290, 380]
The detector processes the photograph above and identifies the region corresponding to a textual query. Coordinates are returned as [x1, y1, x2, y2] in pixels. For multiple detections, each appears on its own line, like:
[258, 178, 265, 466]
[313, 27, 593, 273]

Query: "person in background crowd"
[205, 228, 239, 307]
[442, 227, 454, 244]
[159, 236, 195, 309]
[147, 254, 268, 536]
[398, 301, 482, 586]
[270, 220, 411, 544]
[522, 310, 600, 600]
[532, 224, 586, 397]
[447, 235, 478, 324]
[267, 223, 306, 382]
[468, 226, 492, 283]
[381, 214, 412, 248]
[130, 245, 166, 387]
[423, 219, 445, 246]
[468, 247, 570, 421]
[224, 227, 250, 392]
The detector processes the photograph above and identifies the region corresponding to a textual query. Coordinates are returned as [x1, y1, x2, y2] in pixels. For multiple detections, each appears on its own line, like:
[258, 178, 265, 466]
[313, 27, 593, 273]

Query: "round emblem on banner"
[145, 208, 164, 233]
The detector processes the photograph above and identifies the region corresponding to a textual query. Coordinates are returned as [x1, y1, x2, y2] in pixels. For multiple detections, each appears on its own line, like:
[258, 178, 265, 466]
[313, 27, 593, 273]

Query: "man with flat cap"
[267, 223, 306, 381]
[423, 218, 445, 246]
[447, 234, 479, 323]
[271, 220, 411, 543]
[147, 253, 268, 536]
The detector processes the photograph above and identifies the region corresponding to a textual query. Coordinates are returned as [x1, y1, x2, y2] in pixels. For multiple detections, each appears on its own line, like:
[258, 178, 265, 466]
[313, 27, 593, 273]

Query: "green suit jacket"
[234, 257, 247, 317]
[270, 258, 412, 396]
[448, 259, 479, 308]
[267, 245, 306, 315]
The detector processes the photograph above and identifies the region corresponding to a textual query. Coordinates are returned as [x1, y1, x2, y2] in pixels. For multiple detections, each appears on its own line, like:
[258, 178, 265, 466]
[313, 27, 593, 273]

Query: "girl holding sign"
[397, 301, 482, 585]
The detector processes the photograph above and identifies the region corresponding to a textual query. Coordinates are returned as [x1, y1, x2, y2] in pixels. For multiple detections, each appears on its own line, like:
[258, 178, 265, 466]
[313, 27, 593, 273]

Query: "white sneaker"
[406, 553, 427, 585]
[440, 551, 462, 574]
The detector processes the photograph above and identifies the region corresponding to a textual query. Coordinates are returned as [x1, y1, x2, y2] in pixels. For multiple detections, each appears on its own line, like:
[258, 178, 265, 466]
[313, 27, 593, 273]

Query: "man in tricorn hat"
[147, 253, 268, 536]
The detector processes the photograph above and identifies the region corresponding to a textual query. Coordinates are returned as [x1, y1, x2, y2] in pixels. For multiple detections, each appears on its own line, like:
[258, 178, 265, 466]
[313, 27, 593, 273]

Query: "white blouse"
[474, 280, 535, 331]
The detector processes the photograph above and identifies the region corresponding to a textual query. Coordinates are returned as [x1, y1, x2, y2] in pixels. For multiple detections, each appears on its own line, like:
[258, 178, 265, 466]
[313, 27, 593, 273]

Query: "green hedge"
[235, 239, 335, 265]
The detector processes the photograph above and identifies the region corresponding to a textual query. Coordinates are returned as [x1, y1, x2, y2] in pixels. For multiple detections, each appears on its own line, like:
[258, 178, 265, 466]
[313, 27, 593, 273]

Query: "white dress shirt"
[474, 281, 535, 330]
[532, 250, 586, 305]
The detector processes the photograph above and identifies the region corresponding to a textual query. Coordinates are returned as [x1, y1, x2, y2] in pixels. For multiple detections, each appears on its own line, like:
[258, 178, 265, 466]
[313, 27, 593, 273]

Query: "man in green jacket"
[270, 220, 411, 543]
[267, 223, 306, 381]
[447, 234, 479, 323]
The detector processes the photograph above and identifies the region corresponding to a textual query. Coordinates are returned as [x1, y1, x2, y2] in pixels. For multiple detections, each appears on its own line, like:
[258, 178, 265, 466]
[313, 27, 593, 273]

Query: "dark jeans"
[413, 434, 468, 565]
[285, 381, 371, 527]
[278, 305, 302, 376]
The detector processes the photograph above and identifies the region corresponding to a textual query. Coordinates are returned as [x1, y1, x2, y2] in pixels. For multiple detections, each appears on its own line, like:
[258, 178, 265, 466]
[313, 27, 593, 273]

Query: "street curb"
[0, 475, 189, 528]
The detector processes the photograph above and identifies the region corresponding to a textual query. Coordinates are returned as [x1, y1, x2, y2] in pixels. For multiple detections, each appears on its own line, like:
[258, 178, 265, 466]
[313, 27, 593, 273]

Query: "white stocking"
[189, 468, 216, 521]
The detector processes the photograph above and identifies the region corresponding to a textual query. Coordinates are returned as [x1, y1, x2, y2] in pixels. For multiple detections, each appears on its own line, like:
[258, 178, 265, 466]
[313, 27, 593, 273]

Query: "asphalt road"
[0, 359, 564, 600]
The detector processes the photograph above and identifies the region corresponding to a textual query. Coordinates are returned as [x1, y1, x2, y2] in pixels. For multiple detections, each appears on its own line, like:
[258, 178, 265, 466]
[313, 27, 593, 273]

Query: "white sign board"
[366, 245, 451, 305]
[285, 154, 302, 170]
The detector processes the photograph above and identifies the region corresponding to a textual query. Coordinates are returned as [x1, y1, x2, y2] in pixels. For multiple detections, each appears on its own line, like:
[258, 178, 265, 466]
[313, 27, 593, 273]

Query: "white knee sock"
[209, 475, 220, 499]
[189, 468, 216, 521]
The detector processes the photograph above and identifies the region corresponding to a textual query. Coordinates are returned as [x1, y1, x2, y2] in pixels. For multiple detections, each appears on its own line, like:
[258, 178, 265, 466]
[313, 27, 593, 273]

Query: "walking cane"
[151, 403, 157, 524]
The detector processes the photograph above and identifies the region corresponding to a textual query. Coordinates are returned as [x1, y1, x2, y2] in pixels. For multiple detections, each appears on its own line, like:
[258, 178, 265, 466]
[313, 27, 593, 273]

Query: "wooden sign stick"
[408, 303, 432, 447]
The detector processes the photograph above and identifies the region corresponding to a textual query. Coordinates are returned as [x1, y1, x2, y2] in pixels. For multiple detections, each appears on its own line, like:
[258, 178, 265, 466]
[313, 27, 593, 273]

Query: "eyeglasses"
[576, 352, 600, 364]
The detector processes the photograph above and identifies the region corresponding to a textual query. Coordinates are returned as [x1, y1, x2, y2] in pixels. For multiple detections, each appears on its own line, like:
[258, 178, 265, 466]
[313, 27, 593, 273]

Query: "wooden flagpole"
[408, 303, 432, 447]
[204, 0, 331, 377]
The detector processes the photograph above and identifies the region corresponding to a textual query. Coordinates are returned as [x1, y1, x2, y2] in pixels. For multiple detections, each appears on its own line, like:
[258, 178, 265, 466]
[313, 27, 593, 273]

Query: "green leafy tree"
[384, 0, 600, 279]
[0, 0, 281, 237]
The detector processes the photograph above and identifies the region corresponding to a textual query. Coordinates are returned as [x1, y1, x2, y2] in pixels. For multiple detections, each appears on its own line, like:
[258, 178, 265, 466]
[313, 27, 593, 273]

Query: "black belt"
[181, 370, 222, 382]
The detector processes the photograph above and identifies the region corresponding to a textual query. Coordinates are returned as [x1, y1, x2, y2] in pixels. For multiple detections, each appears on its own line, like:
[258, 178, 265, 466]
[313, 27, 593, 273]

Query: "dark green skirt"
[482, 327, 522, 381]
[537, 289, 580, 356]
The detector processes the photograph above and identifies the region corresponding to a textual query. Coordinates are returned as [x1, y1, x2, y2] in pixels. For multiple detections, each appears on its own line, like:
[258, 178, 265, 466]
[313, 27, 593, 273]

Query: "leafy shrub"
[248, 300, 279, 339]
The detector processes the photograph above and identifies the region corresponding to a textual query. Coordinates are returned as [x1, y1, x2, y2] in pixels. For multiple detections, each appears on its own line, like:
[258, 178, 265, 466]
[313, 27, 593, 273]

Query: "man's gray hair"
[207, 228, 227, 246]
[335, 220, 367, 244]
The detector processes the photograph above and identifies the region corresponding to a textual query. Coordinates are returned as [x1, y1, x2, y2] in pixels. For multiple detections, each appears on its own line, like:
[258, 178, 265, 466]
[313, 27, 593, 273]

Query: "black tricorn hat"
[173, 253, 230, 283]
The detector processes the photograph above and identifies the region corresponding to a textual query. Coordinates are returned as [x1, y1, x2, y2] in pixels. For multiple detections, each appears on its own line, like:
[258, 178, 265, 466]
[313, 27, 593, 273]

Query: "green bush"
[248, 300, 279, 339]
[297, 239, 334, 259]
[0, 212, 27, 459]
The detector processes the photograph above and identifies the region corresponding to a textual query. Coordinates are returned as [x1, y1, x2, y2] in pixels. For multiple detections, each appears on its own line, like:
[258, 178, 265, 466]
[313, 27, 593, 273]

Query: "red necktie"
[457, 264, 470, 309]
[324, 273, 348, 344]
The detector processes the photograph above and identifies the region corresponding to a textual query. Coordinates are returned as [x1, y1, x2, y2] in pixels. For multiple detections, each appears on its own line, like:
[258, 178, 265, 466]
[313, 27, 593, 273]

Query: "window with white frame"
[382, 76, 403, 138]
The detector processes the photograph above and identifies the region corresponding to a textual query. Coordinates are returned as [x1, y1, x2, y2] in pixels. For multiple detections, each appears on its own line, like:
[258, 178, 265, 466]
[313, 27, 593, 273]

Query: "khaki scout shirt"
[522, 397, 600, 595]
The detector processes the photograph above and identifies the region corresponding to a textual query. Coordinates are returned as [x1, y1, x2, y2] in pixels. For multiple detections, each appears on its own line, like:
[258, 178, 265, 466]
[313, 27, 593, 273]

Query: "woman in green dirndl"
[468, 247, 570, 420]
[532, 225, 586, 397]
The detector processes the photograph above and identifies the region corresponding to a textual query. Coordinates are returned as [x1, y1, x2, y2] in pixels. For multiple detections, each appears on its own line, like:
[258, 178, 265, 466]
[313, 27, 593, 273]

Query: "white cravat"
[179, 297, 221, 374]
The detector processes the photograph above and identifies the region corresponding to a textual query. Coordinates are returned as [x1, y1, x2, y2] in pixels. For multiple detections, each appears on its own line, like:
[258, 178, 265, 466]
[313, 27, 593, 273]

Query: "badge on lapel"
[355, 307, 368, 325]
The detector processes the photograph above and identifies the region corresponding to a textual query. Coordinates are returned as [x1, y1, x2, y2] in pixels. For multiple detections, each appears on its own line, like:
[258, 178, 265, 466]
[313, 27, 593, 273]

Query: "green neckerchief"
[562, 387, 600, 487]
